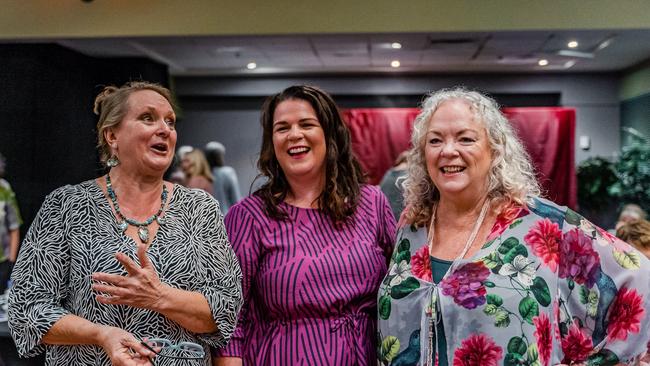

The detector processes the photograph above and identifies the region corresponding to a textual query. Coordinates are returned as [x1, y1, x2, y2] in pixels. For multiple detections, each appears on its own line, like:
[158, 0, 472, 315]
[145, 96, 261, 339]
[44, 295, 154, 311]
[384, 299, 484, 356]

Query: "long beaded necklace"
[105, 174, 168, 244]
[425, 199, 490, 366]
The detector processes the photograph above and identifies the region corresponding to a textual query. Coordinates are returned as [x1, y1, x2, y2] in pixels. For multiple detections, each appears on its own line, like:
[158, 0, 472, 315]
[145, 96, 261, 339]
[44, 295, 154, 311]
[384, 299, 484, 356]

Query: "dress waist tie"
[331, 312, 370, 366]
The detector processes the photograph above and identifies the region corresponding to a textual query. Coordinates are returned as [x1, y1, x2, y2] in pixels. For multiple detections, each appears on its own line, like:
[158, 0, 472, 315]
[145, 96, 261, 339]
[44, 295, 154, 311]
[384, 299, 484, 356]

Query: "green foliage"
[577, 157, 617, 211]
[577, 128, 649, 214]
[378, 294, 392, 320]
[379, 336, 400, 362]
[390, 277, 420, 299]
[518, 296, 539, 324]
[608, 140, 650, 210]
[487, 293, 504, 307]
[530, 277, 551, 307]
[507, 336, 527, 356]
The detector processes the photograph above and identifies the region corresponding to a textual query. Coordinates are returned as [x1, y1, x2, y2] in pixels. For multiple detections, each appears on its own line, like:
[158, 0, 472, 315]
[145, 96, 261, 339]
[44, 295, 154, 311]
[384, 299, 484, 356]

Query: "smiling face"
[424, 98, 493, 202]
[272, 98, 327, 186]
[105, 89, 177, 177]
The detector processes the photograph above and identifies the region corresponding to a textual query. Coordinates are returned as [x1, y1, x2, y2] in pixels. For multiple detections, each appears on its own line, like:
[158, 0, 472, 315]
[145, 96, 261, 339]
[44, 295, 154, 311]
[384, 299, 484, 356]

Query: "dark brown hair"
[94, 81, 176, 166]
[255, 85, 365, 224]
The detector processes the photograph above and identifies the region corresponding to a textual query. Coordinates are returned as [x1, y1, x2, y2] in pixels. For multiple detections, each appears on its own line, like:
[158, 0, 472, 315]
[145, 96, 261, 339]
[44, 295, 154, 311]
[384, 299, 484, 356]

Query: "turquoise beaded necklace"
[105, 174, 168, 243]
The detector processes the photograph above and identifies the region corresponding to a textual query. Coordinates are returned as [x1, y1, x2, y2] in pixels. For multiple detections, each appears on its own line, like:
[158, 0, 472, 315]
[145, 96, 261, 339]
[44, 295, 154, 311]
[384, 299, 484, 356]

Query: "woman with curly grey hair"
[378, 87, 650, 366]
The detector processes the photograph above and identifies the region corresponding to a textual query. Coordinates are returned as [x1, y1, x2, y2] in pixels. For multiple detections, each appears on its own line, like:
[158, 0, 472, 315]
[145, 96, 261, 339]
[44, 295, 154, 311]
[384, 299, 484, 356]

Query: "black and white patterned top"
[8, 180, 243, 365]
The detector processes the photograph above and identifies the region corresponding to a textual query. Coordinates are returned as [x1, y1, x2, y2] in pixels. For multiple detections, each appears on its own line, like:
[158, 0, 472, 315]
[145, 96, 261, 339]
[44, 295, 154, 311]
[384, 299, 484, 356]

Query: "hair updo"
[94, 81, 175, 166]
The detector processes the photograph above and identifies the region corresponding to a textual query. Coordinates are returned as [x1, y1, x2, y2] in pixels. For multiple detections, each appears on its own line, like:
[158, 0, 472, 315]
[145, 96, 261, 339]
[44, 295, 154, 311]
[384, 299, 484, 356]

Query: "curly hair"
[94, 81, 176, 166]
[616, 219, 650, 251]
[402, 87, 541, 227]
[255, 85, 365, 224]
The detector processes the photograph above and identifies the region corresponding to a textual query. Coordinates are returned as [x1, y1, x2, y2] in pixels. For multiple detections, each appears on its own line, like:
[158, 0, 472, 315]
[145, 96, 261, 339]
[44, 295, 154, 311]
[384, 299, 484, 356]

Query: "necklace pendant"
[156, 216, 166, 225]
[118, 221, 128, 232]
[138, 226, 149, 243]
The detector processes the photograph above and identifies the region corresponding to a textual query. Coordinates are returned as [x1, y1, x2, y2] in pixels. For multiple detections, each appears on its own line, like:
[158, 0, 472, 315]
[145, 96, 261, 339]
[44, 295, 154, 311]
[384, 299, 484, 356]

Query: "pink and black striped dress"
[215, 185, 396, 365]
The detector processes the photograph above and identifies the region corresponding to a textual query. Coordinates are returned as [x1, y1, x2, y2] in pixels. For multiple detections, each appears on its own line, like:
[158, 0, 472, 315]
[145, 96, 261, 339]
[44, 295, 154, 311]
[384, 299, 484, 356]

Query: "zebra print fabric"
[8, 180, 242, 365]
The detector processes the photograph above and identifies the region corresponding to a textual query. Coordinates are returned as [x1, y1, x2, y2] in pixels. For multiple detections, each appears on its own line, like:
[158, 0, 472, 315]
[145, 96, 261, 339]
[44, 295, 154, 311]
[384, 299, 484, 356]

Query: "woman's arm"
[92, 192, 242, 340]
[555, 213, 650, 364]
[43, 314, 153, 365]
[8, 229, 19, 262]
[374, 187, 398, 262]
[213, 357, 242, 366]
[8, 188, 71, 357]
[213, 201, 262, 362]
[92, 245, 218, 333]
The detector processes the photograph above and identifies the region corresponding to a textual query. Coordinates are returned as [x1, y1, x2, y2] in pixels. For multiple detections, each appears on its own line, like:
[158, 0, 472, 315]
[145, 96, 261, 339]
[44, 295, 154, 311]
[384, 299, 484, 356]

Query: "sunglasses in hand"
[140, 338, 205, 361]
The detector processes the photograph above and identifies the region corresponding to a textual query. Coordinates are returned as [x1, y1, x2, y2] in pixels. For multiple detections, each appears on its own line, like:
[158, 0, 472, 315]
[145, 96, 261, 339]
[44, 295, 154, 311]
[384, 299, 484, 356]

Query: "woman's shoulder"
[228, 194, 265, 215]
[396, 221, 426, 239]
[172, 183, 215, 204]
[0, 178, 11, 190]
[358, 184, 389, 204]
[360, 183, 383, 197]
[33, 180, 98, 212]
[524, 196, 571, 223]
[48, 179, 97, 199]
[224, 194, 270, 226]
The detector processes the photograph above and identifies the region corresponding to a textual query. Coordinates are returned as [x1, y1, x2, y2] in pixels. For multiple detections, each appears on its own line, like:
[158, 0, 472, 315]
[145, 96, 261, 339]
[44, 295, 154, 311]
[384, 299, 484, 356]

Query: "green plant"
[577, 157, 617, 211]
[608, 138, 650, 211]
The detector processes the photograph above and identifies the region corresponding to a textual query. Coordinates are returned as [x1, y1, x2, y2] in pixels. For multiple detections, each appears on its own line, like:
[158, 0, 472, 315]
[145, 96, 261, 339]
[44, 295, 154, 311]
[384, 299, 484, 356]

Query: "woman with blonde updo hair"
[378, 87, 650, 366]
[9, 81, 242, 365]
[181, 149, 214, 196]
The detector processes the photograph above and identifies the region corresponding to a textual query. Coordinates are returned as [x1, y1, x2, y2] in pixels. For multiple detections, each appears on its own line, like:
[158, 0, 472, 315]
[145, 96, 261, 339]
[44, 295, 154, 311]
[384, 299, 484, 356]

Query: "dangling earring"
[106, 155, 120, 168]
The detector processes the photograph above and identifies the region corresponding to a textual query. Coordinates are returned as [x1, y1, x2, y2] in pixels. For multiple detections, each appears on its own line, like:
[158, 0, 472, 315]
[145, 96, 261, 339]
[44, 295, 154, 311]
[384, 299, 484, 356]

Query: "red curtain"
[342, 107, 577, 209]
[343, 108, 420, 187]
[502, 107, 576, 209]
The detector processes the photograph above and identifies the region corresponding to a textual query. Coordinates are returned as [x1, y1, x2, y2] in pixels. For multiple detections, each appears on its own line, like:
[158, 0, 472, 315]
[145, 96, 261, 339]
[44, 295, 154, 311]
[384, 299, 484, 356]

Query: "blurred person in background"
[617, 219, 650, 258]
[205, 142, 241, 215]
[182, 149, 215, 196]
[0, 152, 21, 295]
[379, 150, 409, 221]
[615, 203, 647, 231]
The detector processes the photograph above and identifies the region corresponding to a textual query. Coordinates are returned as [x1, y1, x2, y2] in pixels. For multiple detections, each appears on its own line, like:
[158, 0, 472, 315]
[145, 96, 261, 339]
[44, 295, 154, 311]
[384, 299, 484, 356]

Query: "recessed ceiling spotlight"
[538, 59, 549, 66]
[391, 60, 401, 68]
[246, 62, 257, 70]
[567, 40, 579, 48]
[564, 60, 576, 68]
[391, 42, 402, 49]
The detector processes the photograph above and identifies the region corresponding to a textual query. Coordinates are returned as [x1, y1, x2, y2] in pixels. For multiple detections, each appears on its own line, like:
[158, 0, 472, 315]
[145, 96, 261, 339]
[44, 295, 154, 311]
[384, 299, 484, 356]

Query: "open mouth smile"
[288, 146, 310, 156]
[150, 143, 169, 154]
[440, 166, 466, 173]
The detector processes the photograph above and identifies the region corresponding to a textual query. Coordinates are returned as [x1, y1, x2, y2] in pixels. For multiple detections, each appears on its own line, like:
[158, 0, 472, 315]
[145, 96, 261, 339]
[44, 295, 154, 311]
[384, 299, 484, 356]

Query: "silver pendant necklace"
[105, 174, 168, 244]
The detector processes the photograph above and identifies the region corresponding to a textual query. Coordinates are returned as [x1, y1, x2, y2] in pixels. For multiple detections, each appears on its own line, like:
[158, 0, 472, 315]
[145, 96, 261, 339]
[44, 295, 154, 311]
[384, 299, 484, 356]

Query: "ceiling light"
[390, 60, 401, 68]
[538, 59, 549, 66]
[557, 50, 594, 59]
[596, 36, 615, 51]
[391, 42, 402, 49]
[246, 62, 257, 70]
[567, 40, 578, 48]
[564, 60, 576, 68]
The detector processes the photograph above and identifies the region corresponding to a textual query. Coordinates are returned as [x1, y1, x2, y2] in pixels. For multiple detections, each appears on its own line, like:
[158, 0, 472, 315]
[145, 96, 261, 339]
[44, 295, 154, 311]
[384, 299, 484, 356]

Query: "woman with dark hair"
[214, 85, 396, 365]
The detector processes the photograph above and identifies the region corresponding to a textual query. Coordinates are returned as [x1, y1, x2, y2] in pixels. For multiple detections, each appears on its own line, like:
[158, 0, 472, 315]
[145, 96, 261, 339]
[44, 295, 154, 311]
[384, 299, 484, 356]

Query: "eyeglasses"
[140, 338, 205, 361]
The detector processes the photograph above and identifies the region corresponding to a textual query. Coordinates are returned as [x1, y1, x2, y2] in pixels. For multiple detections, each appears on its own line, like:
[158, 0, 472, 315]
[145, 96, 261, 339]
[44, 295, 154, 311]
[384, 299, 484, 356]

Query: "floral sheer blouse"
[378, 197, 650, 366]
